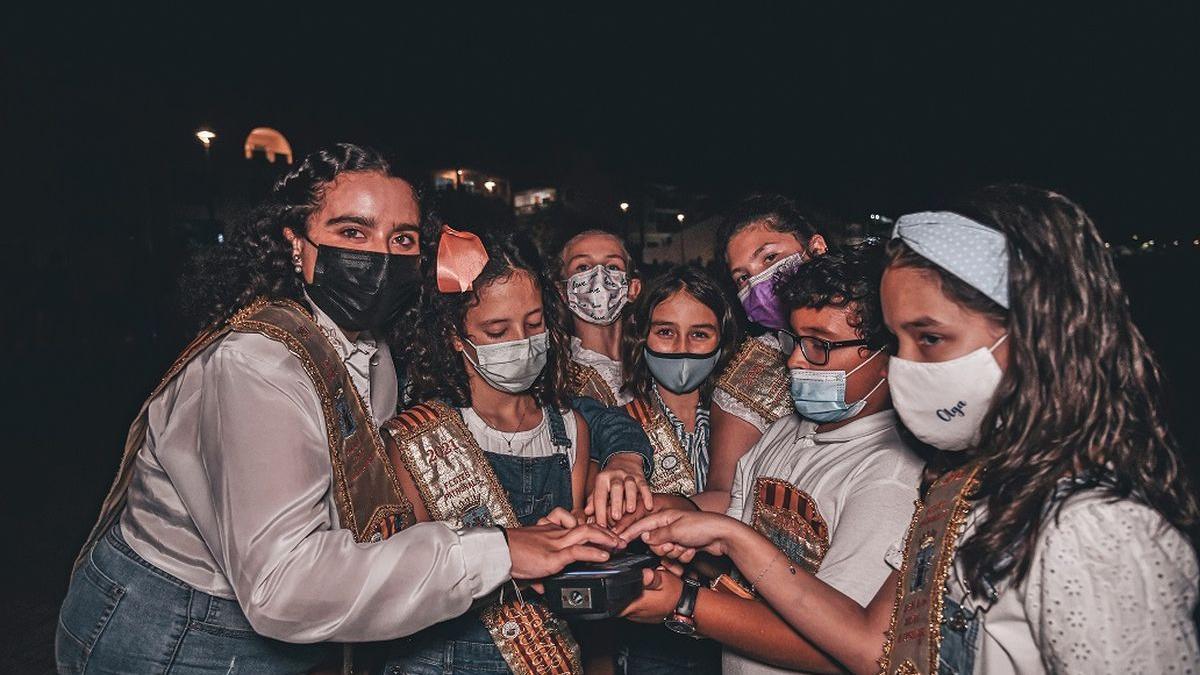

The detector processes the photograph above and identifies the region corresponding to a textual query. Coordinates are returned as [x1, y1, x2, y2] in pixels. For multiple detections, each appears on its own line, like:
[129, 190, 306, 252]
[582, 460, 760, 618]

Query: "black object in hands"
[541, 541, 658, 620]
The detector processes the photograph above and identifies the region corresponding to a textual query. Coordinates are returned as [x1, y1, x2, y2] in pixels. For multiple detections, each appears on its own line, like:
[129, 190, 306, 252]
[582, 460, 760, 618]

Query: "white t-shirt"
[884, 491, 1200, 674]
[461, 406, 579, 469]
[712, 333, 797, 433]
[724, 410, 925, 675]
[569, 336, 633, 406]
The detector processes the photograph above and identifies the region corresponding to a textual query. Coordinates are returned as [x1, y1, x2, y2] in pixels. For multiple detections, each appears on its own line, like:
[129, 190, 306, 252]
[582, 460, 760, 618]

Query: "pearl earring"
[292, 252, 302, 274]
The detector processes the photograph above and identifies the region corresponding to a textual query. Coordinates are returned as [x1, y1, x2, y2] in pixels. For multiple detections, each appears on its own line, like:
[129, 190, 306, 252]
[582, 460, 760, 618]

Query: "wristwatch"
[663, 573, 703, 636]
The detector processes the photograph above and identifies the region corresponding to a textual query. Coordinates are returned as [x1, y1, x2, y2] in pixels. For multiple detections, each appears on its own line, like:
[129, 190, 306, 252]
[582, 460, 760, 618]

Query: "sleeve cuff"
[601, 450, 654, 479]
[456, 526, 512, 599]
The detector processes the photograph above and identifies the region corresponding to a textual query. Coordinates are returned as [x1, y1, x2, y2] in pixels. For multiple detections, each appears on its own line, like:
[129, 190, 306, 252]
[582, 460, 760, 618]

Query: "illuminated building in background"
[243, 127, 294, 164]
[433, 168, 511, 202]
[514, 187, 558, 215]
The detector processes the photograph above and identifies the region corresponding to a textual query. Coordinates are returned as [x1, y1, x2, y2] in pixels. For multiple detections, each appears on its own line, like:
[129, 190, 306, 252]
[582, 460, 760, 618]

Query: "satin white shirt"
[119, 299, 511, 643]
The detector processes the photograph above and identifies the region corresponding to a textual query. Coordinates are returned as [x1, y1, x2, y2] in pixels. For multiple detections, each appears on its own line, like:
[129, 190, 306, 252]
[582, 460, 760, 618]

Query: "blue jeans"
[56, 523, 332, 674]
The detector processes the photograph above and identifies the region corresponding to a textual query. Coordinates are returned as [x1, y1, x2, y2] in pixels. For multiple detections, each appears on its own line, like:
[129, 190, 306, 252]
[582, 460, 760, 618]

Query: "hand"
[619, 509, 742, 562]
[620, 566, 684, 624]
[609, 493, 693, 535]
[536, 507, 580, 529]
[506, 522, 625, 580]
[586, 453, 654, 528]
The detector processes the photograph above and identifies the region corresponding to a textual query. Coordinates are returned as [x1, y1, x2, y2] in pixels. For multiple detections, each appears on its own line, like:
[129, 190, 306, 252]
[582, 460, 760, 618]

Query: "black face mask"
[304, 241, 422, 332]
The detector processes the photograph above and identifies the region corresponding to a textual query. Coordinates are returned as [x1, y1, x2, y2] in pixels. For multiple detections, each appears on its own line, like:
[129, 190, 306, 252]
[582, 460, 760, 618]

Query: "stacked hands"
[511, 454, 744, 625]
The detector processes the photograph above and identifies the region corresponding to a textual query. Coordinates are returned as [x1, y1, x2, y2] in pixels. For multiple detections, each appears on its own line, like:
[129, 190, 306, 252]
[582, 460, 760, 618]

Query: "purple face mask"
[736, 253, 805, 330]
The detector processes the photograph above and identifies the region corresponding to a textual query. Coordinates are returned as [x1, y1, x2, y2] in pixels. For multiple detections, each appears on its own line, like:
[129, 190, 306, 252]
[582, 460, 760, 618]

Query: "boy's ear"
[450, 330, 465, 353]
[807, 234, 828, 256]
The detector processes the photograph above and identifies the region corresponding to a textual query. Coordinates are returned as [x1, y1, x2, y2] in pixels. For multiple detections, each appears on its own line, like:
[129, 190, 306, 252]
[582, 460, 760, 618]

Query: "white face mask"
[565, 265, 629, 325]
[463, 332, 550, 393]
[887, 335, 1008, 452]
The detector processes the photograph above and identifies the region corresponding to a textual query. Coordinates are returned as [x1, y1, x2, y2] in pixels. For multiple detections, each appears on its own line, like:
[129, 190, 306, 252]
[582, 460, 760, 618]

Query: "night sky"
[4, 7, 1200, 668]
[10, 5, 1200, 239]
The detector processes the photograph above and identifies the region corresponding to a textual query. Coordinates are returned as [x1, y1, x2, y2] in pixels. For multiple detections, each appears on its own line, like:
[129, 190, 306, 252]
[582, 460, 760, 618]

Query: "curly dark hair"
[713, 193, 821, 264]
[622, 265, 743, 405]
[889, 184, 1200, 597]
[774, 241, 893, 352]
[181, 143, 434, 334]
[405, 229, 574, 409]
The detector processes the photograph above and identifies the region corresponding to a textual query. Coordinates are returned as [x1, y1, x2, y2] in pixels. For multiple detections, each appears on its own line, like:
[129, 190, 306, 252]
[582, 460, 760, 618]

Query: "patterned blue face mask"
[789, 348, 886, 423]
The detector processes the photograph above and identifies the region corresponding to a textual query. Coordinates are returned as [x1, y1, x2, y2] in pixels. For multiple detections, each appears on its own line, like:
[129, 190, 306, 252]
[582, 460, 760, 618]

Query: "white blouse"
[569, 336, 633, 406]
[461, 406, 579, 469]
[887, 491, 1200, 674]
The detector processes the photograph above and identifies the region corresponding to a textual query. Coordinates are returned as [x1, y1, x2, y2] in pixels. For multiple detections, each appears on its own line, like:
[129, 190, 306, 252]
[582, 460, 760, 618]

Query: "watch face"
[663, 617, 697, 636]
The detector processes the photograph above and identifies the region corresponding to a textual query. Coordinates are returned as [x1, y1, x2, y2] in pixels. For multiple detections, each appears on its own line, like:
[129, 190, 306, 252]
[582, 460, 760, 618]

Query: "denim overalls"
[383, 406, 575, 675]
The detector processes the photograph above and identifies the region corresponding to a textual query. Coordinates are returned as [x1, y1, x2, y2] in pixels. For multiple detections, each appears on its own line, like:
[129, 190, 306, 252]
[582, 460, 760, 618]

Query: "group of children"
[59, 143, 1199, 675]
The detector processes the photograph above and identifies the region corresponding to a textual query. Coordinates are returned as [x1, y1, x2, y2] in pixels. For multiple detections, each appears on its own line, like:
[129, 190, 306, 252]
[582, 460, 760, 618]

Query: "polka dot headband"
[891, 211, 1010, 309]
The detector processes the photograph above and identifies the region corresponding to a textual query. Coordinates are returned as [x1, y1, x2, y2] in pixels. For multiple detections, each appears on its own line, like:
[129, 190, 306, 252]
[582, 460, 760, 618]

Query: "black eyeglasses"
[777, 329, 869, 366]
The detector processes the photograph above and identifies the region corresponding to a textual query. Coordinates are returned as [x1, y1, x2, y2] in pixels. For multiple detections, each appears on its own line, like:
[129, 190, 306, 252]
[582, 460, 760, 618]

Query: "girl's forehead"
[652, 290, 717, 322]
[727, 223, 801, 257]
[470, 271, 542, 312]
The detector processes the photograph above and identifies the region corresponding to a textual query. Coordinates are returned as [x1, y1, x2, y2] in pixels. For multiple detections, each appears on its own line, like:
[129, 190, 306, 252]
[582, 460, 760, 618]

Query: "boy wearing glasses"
[643, 243, 924, 675]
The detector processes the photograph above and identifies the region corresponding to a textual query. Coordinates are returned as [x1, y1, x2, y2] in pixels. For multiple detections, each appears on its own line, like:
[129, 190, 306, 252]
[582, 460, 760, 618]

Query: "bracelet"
[749, 553, 796, 595]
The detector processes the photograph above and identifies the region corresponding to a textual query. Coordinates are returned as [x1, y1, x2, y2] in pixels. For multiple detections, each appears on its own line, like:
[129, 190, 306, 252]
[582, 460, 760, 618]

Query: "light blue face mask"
[789, 347, 886, 423]
[644, 347, 722, 395]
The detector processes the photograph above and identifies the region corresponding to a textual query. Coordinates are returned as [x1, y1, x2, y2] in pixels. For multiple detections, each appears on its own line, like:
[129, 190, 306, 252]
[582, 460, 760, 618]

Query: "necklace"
[480, 401, 537, 453]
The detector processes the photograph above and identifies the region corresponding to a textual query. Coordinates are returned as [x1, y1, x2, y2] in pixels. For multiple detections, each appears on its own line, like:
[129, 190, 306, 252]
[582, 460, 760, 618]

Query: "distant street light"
[195, 126, 217, 225]
[195, 127, 216, 149]
[620, 202, 630, 212]
[484, 180, 496, 193]
[676, 213, 686, 263]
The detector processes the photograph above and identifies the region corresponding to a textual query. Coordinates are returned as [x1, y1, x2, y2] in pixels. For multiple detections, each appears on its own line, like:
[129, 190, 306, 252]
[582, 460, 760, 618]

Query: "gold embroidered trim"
[566, 361, 618, 407]
[481, 600, 582, 675]
[623, 398, 696, 496]
[715, 338, 792, 423]
[878, 464, 981, 675]
[750, 477, 830, 575]
[384, 402, 581, 675]
[383, 401, 519, 527]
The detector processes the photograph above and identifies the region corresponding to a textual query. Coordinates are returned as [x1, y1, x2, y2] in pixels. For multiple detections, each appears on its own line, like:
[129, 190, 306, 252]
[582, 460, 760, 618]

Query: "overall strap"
[543, 406, 572, 452]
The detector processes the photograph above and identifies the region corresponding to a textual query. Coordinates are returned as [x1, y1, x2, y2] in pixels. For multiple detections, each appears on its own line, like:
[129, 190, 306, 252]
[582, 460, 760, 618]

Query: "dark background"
[5, 5, 1199, 671]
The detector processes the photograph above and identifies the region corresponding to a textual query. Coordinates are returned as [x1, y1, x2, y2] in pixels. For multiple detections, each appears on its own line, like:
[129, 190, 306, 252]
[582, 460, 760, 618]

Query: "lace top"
[888, 490, 1200, 673]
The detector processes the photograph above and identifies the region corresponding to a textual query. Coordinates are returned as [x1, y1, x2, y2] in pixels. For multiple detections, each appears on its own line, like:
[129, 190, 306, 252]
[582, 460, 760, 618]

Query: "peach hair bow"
[436, 224, 489, 293]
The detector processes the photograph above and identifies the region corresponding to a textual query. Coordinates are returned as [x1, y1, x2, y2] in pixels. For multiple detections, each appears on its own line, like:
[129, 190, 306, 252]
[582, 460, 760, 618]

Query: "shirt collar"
[304, 293, 379, 363]
[813, 409, 898, 444]
[570, 336, 620, 368]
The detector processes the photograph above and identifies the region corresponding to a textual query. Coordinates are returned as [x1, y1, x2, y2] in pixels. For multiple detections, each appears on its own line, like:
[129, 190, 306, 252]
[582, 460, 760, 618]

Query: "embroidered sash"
[75, 298, 414, 574]
[715, 338, 792, 424]
[567, 361, 618, 407]
[879, 463, 982, 675]
[622, 398, 697, 496]
[750, 477, 829, 575]
[383, 401, 583, 675]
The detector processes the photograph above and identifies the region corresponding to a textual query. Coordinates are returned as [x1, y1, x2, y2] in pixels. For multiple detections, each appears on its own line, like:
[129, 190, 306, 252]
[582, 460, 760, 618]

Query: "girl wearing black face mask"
[57, 145, 628, 675]
[607, 266, 740, 675]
